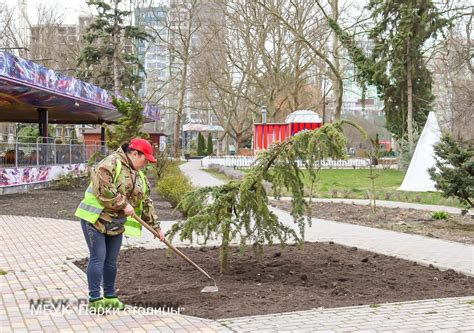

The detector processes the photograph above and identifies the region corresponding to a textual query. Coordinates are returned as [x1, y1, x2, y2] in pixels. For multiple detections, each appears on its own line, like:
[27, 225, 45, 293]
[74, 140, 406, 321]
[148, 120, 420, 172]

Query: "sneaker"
[104, 296, 125, 310]
[87, 297, 106, 312]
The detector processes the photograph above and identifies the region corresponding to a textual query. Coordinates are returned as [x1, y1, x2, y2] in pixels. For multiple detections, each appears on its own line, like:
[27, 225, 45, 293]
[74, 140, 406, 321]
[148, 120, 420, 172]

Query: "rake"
[132, 212, 219, 293]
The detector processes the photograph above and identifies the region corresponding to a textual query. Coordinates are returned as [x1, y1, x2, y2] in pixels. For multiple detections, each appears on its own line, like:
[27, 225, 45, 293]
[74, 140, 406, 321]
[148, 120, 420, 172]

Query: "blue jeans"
[80, 219, 123, 299]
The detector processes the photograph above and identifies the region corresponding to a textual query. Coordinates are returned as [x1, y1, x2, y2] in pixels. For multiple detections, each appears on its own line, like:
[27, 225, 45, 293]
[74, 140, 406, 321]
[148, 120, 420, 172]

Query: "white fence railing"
[201, 156, 380, 168]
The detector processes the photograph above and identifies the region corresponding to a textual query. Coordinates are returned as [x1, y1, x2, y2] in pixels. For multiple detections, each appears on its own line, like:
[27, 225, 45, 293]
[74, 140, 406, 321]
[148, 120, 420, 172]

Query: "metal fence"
[0, 136, 108, 168]
[201, 156, 399, 169]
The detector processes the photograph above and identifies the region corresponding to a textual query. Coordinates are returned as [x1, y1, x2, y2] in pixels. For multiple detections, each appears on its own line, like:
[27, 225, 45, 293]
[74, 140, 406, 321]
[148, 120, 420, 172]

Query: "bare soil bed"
[271, 200, 474, 244]
[75, 242, 474, 319]
[0, 177, 182, 221]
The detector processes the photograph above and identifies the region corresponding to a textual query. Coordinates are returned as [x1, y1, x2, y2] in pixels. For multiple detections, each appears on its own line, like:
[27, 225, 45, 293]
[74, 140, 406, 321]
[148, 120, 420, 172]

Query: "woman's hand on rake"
[153, 227, 165, 241]
[124, 203, 135, 216]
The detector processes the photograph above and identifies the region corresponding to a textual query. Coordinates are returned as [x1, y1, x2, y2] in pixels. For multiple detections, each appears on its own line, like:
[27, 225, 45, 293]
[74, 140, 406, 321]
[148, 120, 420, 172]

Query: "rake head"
[201, 278, 219, 293]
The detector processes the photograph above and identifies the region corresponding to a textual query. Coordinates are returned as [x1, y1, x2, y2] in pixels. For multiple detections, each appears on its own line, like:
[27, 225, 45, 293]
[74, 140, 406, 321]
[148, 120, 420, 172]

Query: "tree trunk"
[236, 131, 244, 149]
[330, 0, 342, 120]
[173, 113, 182, 157]
[406, 40, 414, 154]
[171, 2, 195, 157]
[113, 0, 120, 95]
[219, 220, 230, 274]
[113, 40, 120, 95]
[173, 63, 188, 157]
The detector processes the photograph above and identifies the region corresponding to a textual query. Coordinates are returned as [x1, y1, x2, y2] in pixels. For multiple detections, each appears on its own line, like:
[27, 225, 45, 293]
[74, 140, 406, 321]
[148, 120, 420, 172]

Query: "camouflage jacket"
[90, 146, 159, 235]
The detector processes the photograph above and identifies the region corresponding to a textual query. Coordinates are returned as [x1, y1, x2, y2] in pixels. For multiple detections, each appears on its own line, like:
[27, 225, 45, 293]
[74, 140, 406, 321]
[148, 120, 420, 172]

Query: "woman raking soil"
[75, 138, 165, 311]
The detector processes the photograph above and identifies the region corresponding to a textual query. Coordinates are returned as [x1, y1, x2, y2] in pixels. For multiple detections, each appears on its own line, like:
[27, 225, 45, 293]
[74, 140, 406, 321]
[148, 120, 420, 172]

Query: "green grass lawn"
[202, 168, 233, 182]
[307, 169, 403, 193]
[236, 168, 462, 207]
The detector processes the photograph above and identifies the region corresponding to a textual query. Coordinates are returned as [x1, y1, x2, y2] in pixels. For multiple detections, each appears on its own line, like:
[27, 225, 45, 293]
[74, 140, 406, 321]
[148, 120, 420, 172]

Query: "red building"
[254, 110, 323, 150]
[82, 128, 167, 157]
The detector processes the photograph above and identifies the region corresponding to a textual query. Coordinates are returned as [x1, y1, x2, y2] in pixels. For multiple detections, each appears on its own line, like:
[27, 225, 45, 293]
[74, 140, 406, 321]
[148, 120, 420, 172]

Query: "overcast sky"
[24, 0, 90, 24]
[7, 0, 170, 25]
[5, 0, 370, 26]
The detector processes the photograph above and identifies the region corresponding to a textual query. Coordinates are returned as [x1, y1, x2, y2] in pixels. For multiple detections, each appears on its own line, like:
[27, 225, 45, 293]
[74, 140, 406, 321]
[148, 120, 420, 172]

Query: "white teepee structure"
[398, 112, 441, 192]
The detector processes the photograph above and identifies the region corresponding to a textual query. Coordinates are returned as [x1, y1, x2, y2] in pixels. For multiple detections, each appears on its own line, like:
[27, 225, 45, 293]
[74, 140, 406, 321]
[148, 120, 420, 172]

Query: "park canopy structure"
[398, 112, 441, 192]
[0, 51, 160, 124]
[254, 110, 323, 151]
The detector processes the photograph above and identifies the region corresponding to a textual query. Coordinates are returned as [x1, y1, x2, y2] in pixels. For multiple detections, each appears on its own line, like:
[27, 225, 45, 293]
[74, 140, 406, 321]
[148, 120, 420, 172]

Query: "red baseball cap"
[129, 138, 157, 163]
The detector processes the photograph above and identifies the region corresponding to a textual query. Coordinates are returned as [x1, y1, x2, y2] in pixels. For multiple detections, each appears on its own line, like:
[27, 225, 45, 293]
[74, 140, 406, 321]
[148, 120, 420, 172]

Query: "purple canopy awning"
[0, 51, 159, 124]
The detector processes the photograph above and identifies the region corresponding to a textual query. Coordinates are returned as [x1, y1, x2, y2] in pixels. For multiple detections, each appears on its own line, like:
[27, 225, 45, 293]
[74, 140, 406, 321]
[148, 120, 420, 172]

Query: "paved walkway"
[2, 215, 474, 332]
[180, 160, 224, 187]
[0, 216, 229, 333]
[220, 296, 474, 332]
[1, 160, 473, 332]
[275, 197, 463, 214]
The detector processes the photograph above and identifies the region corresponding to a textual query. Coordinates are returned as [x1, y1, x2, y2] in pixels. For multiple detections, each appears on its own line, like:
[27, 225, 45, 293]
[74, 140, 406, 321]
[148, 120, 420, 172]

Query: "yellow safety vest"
[74, 159, 146, 237]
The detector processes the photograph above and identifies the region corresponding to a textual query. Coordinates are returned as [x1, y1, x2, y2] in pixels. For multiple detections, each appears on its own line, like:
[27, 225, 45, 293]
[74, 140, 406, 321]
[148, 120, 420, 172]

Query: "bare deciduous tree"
[256, 0, 345, 120]
[431, 6, 474, 143]
[143, 0, 205, 157]
[191, 0, 326, 152]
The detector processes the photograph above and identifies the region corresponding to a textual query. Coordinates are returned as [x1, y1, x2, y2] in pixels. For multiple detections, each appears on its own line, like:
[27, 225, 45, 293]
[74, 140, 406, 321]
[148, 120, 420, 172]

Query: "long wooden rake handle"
[131, 212, 215, 282]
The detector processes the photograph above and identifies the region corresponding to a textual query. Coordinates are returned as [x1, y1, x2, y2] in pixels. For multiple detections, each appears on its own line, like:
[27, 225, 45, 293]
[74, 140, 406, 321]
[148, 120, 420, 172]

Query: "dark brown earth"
[75, 242, 474, 319]
[0, 177, 183, 221]
[272, 200, 474, 244]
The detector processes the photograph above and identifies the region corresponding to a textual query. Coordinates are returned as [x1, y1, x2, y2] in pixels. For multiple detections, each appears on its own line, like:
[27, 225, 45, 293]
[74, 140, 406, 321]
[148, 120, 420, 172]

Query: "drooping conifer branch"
[168, 120, 365, 273]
